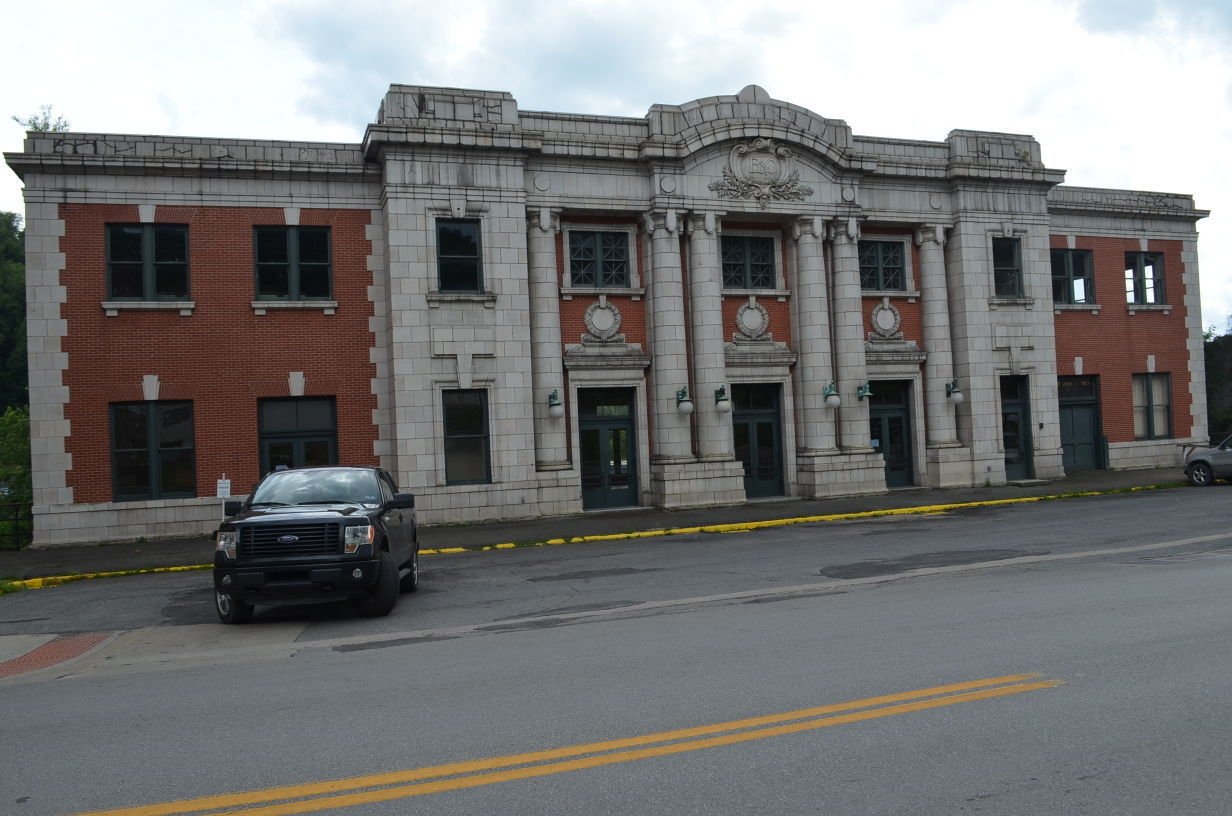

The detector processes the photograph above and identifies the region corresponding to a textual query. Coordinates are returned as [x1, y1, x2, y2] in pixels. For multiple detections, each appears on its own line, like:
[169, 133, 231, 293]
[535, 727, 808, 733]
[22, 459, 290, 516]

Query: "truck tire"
[215, 591, 254, 625]
[354, 551, 398, 617]
[399, 549, 419, 593]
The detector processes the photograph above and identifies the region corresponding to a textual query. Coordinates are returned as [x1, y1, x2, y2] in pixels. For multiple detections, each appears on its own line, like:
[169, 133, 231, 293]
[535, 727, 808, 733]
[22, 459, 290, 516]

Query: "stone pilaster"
[829, 217, 872, 452]
[527, 207, 570, 471]
[686, 211, 735, 460]
[792, 216, 838, 453]
[645, 209, 693, 463]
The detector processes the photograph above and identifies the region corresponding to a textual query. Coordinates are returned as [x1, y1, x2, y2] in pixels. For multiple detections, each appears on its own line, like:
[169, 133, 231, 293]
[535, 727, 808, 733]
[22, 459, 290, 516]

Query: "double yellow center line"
[82, 673, 1061, 816]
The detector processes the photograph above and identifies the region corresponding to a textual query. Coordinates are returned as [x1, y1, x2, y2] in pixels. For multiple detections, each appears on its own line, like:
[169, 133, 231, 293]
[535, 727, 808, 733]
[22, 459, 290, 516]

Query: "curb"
[0, 481, 1182, 594]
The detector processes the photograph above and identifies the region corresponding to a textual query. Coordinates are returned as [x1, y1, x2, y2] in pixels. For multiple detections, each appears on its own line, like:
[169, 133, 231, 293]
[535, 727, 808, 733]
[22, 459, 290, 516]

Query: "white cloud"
[2, 0, 1229, 325]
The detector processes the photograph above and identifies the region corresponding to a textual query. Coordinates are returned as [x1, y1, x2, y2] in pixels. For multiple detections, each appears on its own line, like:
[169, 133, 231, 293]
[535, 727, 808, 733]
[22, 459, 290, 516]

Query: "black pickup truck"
[213, 466, 419, 624]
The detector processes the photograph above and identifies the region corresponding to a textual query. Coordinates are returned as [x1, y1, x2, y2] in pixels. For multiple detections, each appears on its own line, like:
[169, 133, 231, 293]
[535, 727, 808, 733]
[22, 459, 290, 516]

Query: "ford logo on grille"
[277, 535, 300, 544]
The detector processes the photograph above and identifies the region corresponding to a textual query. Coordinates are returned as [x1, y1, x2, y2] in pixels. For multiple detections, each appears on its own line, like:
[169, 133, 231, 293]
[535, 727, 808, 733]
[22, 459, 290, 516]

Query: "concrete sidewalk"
[0, 467, 1187, 584]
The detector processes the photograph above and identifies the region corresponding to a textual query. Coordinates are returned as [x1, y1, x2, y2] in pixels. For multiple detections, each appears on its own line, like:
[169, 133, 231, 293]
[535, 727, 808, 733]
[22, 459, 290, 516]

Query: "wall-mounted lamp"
[822, 381, 841, 408]
[856, 382, 873, 401]
[547, 389, 565, 419]
[676, 387, 695, 415]
[945, 380, 965, 405]
[714, 384, 732, 413]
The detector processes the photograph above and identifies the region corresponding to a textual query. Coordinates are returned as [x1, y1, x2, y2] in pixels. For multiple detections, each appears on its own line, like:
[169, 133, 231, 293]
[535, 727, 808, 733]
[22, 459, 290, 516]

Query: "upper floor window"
[437, 219, 482, 293]
[1050, 249, 1095, 304]
[568, 230, 629, 287]
[1125, 252, 1165, 305]
[254, 226, 331, 300]
[110, 401, 195, 501]
[721, 235, 775, 289]
[992, 237, 1023, 298]
[1132, 373, 1171, 440]
[858, 240, 906, 291]
[443, 389, 491, 484]
[107, 224, 189, 300]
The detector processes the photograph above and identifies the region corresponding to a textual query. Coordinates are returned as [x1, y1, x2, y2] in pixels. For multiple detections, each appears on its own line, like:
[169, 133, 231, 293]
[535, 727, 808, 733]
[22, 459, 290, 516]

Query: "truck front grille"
[239, 523, 341, 558]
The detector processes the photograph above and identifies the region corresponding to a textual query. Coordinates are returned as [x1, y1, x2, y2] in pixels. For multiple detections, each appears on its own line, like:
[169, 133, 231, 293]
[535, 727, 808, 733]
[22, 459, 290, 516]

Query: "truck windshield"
[250, 469, 382, 507]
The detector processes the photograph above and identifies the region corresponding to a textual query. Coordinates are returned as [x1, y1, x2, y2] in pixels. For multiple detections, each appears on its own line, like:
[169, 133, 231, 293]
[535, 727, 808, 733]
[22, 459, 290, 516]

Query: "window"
[106, 224, 189, 300]
[568, 230, 629, 287]
[259, 398, 337, 474]
[254, 226, 331, 300]
[1125, 252, 1165, 305]
[443, 390, 490, 484]
[1132, 373, 1172, 440]
[721, 235, 775, 289]
[858, 240, 906, 291]
[110, 401, 195, 501]
[437, 219, 482, 293]
[1050, 249, 1095, 304]
[992, 237, 1022, 297]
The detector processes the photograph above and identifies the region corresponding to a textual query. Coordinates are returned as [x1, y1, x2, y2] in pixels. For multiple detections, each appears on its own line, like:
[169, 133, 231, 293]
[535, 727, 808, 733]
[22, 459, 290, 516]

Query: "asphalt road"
[2, 488, 1231, 814]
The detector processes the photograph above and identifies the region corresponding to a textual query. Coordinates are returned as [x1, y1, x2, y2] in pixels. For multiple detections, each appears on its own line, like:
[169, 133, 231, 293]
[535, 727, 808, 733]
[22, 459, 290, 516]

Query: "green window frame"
[106, 224, 189, 300]
[993, 237, 1023, 297]
[437, 219, 483, 293]
[443, 389, 491, 484]
[858, 240, 906, 291]
[258, 397, 338, 474]
[1125, 252, 1165, 305]
[110, 401, 196, 501]
[1050, 249, 1095, 304]
[1132, 373, 1172, 440]
[721, 235, 775, 289]
[254, 226, 332, 300]
[568, 230, 629, 287]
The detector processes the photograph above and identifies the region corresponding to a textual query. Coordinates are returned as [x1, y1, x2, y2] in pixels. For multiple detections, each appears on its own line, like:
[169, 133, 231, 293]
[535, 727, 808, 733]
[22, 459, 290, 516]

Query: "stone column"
[686, 211, 734, 460]
[829, 217, 872, 452]
[793, 216, 838, 453]
[917, 224, 960, 448]
[645, 209, 693, 462]
[527, 207, 570, 471]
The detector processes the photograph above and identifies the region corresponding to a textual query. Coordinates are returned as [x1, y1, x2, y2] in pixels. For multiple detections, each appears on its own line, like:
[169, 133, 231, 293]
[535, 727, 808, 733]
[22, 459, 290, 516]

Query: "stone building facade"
[4, 84, 1208, 546]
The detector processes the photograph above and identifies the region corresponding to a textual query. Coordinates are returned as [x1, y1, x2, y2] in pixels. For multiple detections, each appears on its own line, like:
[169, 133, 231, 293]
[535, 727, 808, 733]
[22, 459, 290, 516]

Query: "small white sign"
[216, 478, 232, 498]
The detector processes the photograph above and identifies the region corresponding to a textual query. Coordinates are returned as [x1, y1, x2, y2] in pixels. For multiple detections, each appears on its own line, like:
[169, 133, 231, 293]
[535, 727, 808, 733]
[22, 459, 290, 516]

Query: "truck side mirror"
[391, 493, 415, 510]
[224, 500, 244, 517]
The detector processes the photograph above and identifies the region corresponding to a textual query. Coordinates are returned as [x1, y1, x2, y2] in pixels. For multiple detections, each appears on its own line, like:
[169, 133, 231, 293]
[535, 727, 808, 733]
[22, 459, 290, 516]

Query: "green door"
[1001, 376, 1033, 480]
[732, 384, 784, 498]
[868, 381, 913, 488]
[579, 389, 637, 509]
[1059, 376, 1101, 472]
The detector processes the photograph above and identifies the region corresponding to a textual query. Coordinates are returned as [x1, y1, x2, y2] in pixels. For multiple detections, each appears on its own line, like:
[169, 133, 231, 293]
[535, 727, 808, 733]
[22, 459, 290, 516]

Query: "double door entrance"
[579, 388, 637, 509]
[732, 384, 784, 498]
[868, 381, 913, 488]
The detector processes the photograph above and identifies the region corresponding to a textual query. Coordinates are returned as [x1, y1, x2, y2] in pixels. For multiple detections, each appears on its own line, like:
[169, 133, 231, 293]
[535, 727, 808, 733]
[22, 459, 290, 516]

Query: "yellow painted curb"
[1, 563, 212, 594]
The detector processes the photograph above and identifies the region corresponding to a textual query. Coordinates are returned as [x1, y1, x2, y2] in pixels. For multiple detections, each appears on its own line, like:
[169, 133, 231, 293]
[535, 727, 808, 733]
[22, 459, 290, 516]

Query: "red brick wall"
[1051, 235, 1192, 442]
[59, 204, 378, 503]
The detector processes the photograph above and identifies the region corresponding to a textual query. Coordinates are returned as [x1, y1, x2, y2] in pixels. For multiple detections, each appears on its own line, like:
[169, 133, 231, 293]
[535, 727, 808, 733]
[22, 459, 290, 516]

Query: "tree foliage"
[1205, 324, 1232, 441]
[0, 213, 26, 410]
[0, 406, 31, 505]
[11, 104, 70, 132]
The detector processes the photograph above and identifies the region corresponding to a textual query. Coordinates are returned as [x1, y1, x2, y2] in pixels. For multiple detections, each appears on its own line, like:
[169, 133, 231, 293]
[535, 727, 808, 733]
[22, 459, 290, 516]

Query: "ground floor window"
[1132, 374, 1171, 440]
[110, 401, 196, 500]
[444, 390, 490, 484]
[259, 397, 337, 473]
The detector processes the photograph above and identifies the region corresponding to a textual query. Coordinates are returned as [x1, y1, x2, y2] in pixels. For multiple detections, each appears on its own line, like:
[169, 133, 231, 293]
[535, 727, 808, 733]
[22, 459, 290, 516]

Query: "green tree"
[1205, 320, 1232, 441]
[0, 213, 26, 409]
[0, 406, 31, 504]
[11, 105, 70, 132]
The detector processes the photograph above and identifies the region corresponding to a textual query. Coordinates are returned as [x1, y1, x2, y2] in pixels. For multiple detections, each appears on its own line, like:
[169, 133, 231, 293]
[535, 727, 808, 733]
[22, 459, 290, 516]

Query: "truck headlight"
[344, 524, 374, 554]
[215, 530, 237, 560]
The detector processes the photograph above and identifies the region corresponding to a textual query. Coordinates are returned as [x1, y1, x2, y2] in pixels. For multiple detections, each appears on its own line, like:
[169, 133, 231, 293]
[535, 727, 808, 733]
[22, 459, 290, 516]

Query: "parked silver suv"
[1183, 435, 1232, 486]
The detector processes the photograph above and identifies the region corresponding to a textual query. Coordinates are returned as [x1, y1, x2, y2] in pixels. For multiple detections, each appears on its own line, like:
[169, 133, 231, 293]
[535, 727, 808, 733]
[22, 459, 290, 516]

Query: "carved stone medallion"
[583, 298, 625, 344]
[708, 138, 814, 209]
[735, 300, 771, 342]
[869, 298, 903, 341]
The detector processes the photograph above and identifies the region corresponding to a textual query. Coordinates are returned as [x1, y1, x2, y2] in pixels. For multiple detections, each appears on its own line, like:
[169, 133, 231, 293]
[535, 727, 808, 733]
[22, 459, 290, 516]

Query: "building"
[4, 84, 1209, 546]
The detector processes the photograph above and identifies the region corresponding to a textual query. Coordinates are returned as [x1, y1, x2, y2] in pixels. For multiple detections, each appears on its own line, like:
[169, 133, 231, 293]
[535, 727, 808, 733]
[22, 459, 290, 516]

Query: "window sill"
[102, 300, 195, 317]
[427, 291, 498, 308]
[1054, 303, 1101, 315]
[1127, 304, 1171, 315]
[251, 300, 338, 315]
[721, 288, 791, 302]
[988, 297, 1035, 309]
[861, 289, 919, 303]
[560, 286, 645, 301]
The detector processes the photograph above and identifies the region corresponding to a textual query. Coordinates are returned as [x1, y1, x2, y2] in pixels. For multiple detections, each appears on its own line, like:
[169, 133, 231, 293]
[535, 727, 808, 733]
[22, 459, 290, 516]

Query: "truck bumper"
[214, 558, 381, 603]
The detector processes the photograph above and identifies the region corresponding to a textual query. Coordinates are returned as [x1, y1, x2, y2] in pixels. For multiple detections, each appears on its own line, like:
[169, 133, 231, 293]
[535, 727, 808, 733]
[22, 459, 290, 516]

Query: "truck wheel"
[1188, 462, 1214, 486]
[216, 591, 254, 624]
[399, 549, 419, 593]
[355, 551, 398, 617]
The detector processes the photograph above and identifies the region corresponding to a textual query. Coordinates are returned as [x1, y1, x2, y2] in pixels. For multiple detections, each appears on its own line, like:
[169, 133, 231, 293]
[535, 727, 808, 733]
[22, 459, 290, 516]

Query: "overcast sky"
[2, 0, 1229, 327]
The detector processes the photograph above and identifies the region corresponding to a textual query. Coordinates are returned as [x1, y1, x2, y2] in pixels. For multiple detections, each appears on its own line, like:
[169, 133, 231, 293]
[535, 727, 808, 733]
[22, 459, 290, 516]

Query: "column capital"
[827, 216, 861, 244]
[793, 215, 828, 242]
[914, 224, 948, 247]
[527, 207, 561, 234]
[644, 209, 684, 237]
[685, 211, 725, 236]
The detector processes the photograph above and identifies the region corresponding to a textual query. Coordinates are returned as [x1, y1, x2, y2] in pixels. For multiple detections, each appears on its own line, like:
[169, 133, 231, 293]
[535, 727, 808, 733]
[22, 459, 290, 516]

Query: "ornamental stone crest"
[869, 298, 902, 341]
[582, 297, 625, 344]
[734, 298, 771, 343]
[708, 138, 814, 209]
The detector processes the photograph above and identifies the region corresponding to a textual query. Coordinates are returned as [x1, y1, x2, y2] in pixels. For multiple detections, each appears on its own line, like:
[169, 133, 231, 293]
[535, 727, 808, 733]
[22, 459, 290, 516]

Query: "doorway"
[1001, 376, 1033, 480]
[732, 384, 784, 498]
[579, 388, 637, 509]
[869, 381, 914, 488]
[1059, 376, 1102, 472]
